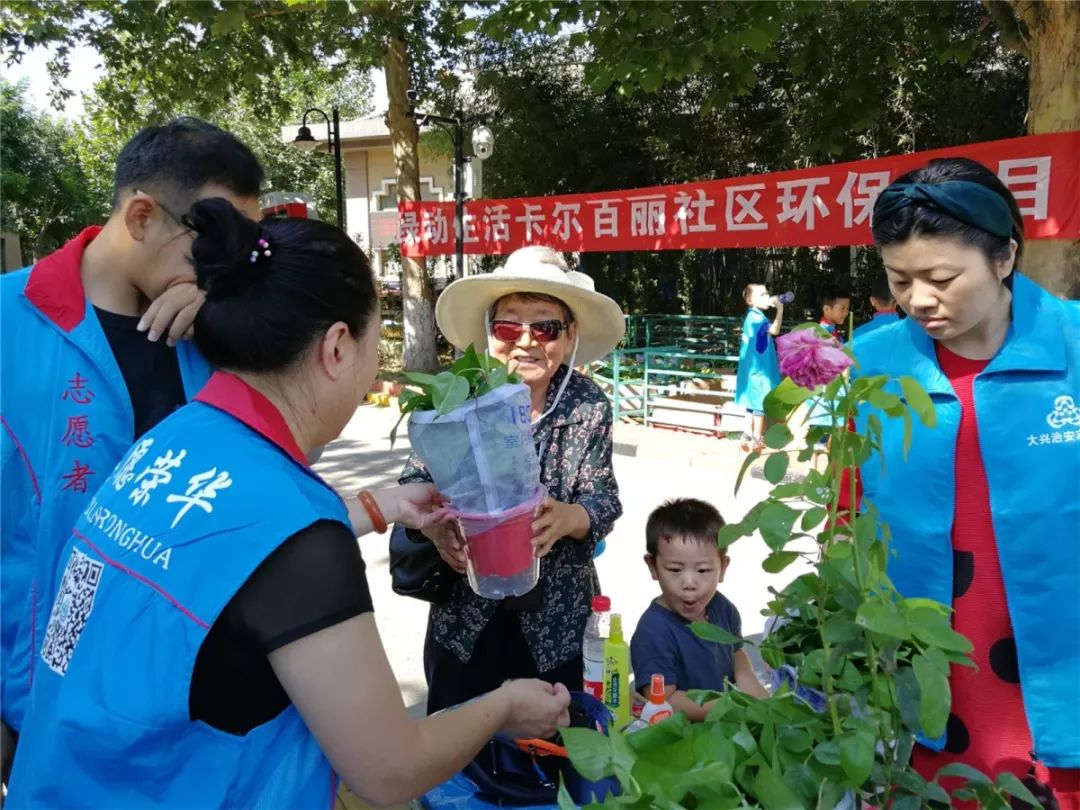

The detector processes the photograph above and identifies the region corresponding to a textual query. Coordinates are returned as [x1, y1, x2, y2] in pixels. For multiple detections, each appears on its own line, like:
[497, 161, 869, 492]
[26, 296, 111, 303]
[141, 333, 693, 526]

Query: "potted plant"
[393, 345, 545, 600]
[559, 327, 1042, 809]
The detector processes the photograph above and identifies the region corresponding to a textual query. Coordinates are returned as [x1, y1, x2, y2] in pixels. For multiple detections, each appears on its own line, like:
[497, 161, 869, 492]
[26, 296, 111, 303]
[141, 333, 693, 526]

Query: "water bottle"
[582, 595, 611, 700]
[777, 291, 795, 305]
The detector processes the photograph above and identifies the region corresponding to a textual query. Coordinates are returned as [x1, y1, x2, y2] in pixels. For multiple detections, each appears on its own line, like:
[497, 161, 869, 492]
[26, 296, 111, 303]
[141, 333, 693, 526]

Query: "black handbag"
[388, 523, 459, 604]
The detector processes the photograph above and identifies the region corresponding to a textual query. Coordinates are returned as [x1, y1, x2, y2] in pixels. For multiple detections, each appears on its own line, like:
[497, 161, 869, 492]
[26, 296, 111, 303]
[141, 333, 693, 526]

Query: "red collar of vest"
[24, 226, 103, 332]
[194, 372, 309, 467]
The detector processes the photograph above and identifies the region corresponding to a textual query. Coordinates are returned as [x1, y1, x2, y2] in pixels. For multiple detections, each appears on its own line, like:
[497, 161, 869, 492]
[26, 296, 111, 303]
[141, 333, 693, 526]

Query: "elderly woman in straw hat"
[399, 245, 625, 713]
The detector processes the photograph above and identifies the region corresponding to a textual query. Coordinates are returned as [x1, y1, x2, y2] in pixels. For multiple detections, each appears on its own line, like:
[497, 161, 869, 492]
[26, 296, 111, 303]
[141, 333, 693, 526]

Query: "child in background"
[853, 273, 900, 341]
[818, 284, 851, 342]
[630, 499, 769, 722]
[734, 283, 783, 451]
[808, 285, 852, 470]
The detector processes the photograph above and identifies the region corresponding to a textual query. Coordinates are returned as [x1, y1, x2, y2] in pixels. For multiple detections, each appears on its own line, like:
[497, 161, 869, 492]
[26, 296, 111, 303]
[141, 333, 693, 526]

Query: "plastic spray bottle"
[603, 613, 630, 729]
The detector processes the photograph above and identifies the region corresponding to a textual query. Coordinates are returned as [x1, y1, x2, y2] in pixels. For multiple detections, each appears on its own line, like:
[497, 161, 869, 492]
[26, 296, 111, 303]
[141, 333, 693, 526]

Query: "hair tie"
[872, 180, 1016, 240]
[249, 236, 272, 264]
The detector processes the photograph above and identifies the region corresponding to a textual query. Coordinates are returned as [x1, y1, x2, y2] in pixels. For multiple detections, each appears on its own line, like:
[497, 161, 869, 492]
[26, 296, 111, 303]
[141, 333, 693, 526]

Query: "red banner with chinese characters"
[399, 131, 1080, 256]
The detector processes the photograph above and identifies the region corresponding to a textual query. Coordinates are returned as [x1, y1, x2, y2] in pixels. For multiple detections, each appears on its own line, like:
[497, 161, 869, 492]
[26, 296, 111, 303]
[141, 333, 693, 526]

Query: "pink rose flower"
[776, 329, 853, 389]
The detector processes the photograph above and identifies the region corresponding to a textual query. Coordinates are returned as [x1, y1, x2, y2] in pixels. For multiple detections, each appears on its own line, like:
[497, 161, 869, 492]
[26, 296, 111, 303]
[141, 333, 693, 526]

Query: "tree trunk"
[1008, 0, 1080, 299]
[384, 33, 440, 371]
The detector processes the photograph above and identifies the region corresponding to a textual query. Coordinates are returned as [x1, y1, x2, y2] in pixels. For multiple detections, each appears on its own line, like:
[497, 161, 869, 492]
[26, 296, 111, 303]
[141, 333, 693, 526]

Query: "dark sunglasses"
[491, 319, 570, 344]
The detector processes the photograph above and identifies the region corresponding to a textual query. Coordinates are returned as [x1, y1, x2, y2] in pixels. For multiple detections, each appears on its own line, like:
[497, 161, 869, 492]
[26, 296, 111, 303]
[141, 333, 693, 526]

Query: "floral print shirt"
[399, 366, 623, 671]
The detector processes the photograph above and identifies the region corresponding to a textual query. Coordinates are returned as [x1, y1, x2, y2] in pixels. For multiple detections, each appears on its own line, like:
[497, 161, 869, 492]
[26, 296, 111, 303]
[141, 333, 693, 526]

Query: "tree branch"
[982, 0, 1028, 56]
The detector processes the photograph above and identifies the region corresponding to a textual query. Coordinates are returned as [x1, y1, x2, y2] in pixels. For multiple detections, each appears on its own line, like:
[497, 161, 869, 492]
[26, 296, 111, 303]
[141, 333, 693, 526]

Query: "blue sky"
[3, 43, 102, 119]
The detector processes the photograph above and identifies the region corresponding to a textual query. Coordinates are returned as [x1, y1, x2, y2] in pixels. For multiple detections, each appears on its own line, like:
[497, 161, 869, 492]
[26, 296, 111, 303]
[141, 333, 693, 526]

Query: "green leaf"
[764, 423, 793, 449]
[801, 507, 827, 531]
[758, 502, 798, 550]
[432, 374, 469, 415]
[838, 720, 875, 786]
[717, 522, 749, 549]
[763, 451, 790, 484]
[891, 794, 922, 810]
[901, 408, 914, 457]
[556, 781, 577, 810]
[752, 761, 803, 810]
[451, 343, 481, 375]
[561, 727, 612, 781]
[994, 771, 1041, 808]
[762, 550, 800, 574]
[404, 371, 438, 387]
[909, 608, 973, 653]
[812, 740, 841, 765]
[691, 621, 746, 646]
[894, 668, 922, 730]
[734, 449, 761, 494]
[210, 5, 248, 36]
[913, 650, 950, 738]
[855, 601, 910, 639]
[868, 388, 905, 416]
[935, 762, 991, 786]
[765, 377, 812, 415]
[899, 375, 937, 427]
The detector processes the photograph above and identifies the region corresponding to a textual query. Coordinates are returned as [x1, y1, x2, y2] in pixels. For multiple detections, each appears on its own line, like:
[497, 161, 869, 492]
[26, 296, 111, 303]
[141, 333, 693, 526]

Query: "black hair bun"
[184, 197, 265, 299]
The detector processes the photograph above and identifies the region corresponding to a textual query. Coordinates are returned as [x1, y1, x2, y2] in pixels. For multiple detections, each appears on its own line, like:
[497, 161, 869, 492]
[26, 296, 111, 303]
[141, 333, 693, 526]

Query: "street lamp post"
[292, 105, 345, 231]
[405, 97, 493, 280]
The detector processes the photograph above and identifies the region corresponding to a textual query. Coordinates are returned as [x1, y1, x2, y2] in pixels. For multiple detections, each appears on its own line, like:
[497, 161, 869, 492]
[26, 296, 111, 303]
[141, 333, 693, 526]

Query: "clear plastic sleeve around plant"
[453, 486, 545, 600]
[408, 382, 542, 515]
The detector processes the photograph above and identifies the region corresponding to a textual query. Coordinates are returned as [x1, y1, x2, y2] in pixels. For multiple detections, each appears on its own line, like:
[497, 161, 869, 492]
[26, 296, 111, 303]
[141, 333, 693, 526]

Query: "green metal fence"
[589, 315, 745, 435]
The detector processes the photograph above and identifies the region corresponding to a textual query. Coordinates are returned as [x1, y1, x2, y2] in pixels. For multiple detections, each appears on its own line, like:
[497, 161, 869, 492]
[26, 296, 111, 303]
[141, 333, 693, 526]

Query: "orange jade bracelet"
[357, 490, 387, 534]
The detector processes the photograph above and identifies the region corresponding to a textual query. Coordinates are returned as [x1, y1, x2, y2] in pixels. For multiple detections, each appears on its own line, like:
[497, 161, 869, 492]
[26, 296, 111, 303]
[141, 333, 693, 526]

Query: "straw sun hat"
[434, 246, 626, 365]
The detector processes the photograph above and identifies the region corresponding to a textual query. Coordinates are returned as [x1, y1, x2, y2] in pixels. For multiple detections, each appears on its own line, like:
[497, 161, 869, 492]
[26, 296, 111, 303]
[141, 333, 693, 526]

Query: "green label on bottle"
[606, 672, 620, 706]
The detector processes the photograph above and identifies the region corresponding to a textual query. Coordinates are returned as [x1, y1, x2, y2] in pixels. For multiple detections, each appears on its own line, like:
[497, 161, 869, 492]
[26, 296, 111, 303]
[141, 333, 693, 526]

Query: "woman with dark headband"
[852, 157, 1079, 805]
[6, 201, 570, 808]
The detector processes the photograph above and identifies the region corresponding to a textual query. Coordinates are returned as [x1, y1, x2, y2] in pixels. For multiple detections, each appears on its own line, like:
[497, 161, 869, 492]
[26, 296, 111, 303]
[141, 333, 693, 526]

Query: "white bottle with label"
[640, 673, 674, 725]
[582, 595, 611, 701]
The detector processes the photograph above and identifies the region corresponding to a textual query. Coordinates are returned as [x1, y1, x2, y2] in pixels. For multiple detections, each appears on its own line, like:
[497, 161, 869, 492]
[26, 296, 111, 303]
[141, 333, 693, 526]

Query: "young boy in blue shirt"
[734, 284, 783, 451]
[631, 499, 768, 722]
[852, 274, 900, 341]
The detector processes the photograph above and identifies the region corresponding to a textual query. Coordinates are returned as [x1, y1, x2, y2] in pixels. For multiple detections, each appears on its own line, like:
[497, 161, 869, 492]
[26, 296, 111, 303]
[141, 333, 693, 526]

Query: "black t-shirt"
[189, 519, 374, 734]
[94, 307, 187, 438]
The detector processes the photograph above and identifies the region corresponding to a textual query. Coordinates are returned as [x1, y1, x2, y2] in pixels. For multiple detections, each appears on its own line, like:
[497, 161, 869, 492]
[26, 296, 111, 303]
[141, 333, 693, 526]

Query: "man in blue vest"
[0, 117, 263, 765]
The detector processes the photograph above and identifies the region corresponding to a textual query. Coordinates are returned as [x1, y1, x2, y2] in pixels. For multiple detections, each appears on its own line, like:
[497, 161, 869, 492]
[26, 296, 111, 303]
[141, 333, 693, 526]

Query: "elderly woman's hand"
[531, 496, 591, 558]
[422, 515, 469, 574]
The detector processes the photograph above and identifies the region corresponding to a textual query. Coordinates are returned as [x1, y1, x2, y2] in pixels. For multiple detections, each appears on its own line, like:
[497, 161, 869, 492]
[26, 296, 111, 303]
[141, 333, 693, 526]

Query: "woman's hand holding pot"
[421, 515, 469, 574]
[531, 496, 591, 558]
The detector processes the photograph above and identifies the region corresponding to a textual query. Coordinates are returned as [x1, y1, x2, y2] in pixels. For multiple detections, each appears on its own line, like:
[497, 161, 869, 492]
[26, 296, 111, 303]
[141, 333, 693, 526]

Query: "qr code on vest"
[40, 548, 105, 676]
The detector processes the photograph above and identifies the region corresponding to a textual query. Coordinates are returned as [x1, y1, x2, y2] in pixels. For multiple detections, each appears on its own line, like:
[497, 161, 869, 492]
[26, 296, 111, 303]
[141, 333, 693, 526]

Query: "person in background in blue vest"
[734, 283, 784, 451]
[852, 272, 900, 341]
[6, 199, 571, 809]
[0, 118, 264, 772]
[850, 157, 1079, 805]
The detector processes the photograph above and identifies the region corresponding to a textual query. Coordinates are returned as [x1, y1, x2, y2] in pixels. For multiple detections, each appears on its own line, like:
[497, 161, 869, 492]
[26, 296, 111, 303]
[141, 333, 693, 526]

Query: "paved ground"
[317, 402, 816, 808]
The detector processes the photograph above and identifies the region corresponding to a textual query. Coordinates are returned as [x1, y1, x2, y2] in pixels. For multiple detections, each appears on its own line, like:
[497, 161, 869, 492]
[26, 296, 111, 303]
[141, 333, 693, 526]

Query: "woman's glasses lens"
[492, 320, 564, 343]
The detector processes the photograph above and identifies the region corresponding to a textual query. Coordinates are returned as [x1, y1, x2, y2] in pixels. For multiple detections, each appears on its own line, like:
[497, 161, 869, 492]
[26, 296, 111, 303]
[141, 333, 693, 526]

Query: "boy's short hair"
[870, 274, 894, 304]
[743, 283, 763, 305]
[646, 498, 726, 557]
[820, 284, 851, 310]
[113, 116, 264, 212]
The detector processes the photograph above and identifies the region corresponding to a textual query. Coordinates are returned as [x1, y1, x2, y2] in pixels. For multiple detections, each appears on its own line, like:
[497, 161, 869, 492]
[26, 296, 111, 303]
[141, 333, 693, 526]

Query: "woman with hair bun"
[852, 157, 1079, 806]
[7, 200, 570, 809]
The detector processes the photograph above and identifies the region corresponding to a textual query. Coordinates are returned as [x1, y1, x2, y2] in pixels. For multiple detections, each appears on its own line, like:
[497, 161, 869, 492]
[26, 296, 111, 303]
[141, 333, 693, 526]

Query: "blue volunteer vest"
[0, 228, 211, 730]
[734, 308, 780, 412]
[851, 310, 900, 341]
[7, 372, 347, 807]
[852, 273, 1080, 766]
